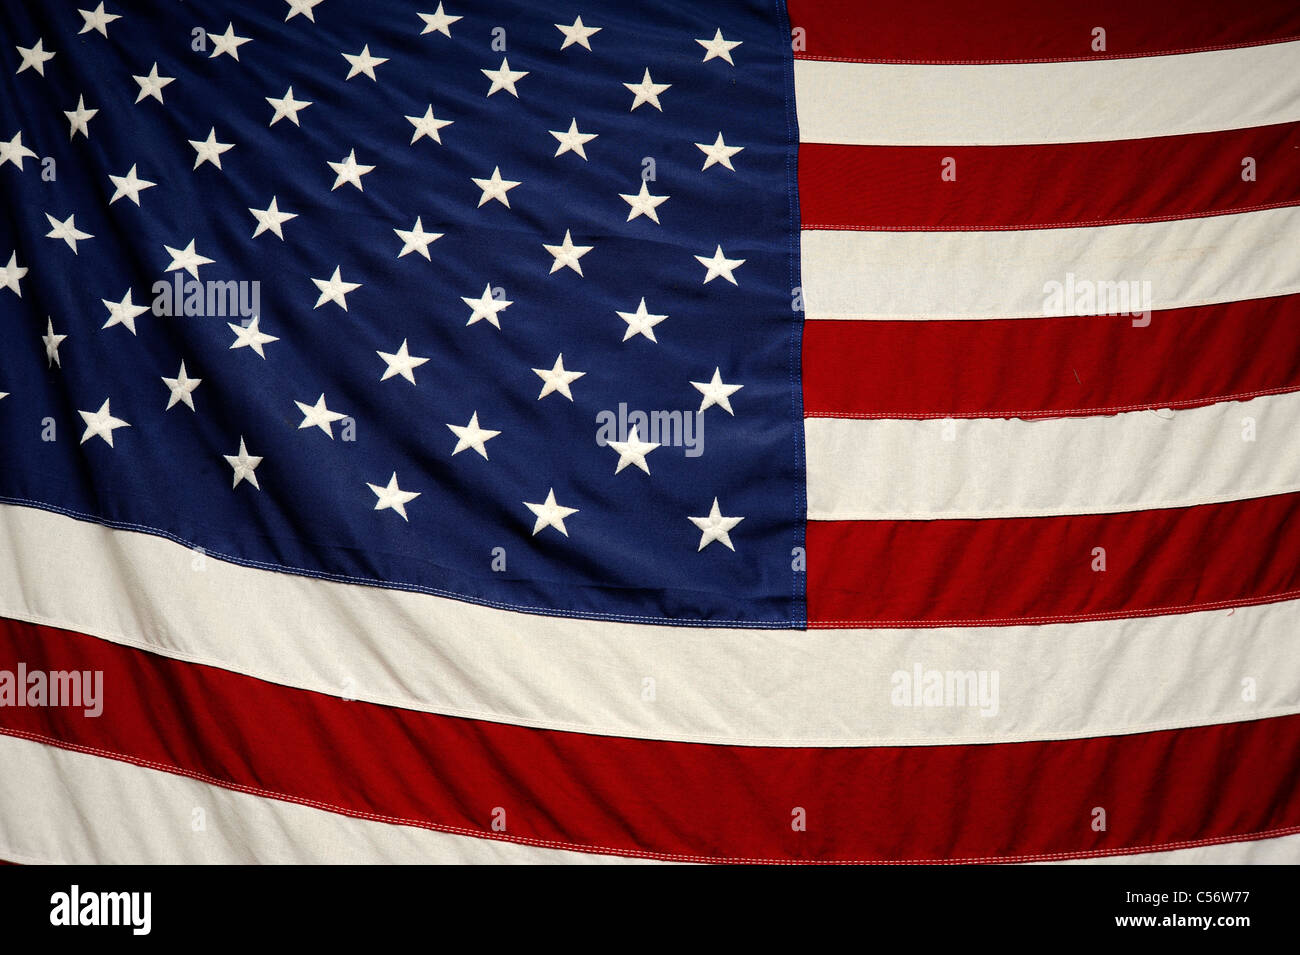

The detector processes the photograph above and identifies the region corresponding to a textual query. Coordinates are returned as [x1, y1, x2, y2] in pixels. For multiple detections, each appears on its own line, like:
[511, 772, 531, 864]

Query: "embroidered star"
[78, 4, 121, 37]
[132, 62, 175, 103]
[691, 367, 743, 415]
[447, 411, 500, 459]
[377, 339, 429, 384]
[164, 239, 214, 279]
[696, 132, 743, 171]
[108, 164, 156, 205]
[228, 316, 278, 358]
[64, 95, 97, 140]
[295, 393, 347, 437]
[549, 118, 597, 160]
[407, 105, 452, 144]
[608, 426, 660, 475]
[100, 289, 149, 334]
[45, 213, 93, 253]
[343, 44, 387, 81]
[284, 0, 324, 23]
[481, 57, 528, 97]
[461, 284, 511, 328]
[395, 216, 442, 260]
[471, 166, 520, 207]
[616, 297, 667, 342]
[689, 499, 744, 551]
[311, 266, 361, 310]
[624, 69, 670, 111]
[79, 399, 130, 447]
[524, 489, 577, 537]
[162, 361, 201, 411]
[328, 148, 374, 191]
[224, 437, 263, 489]
[208, 23, 252, 60]
[532, 354, 585, 401]
[42, 317, 66, 366]
[696, 29, 742, 64]
[249, 196, 297, 239]
[368, 472, 420, 521]
[1, 252, 28, 296]
[189, 127, 234, 170]
[543, 230, 592, 275]
[418, 4, 461, 36]
[0, 132, 37, 171]
[555, 16, 600, 50]
[695, 245, 745, 285]
[266, 87, 311, 126]
[16, 39, 55, 76]
[620, 181, 669, 224]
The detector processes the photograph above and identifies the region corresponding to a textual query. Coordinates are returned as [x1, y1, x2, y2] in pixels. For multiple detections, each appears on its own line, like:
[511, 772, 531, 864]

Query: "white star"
[224, 437, 263, 489]
[266, 87, 312, 126]
[108, 164, 156, 205]
[208, 23, 252, 61]
[0, 252, 27, 296]
[549, 118, 597, 160]
[394, 216, 442, 260]
[608, 426, 660, 475]
[471, 166, 520, 207]
[481, 57, 528, 97]
[532, 354, 585, 401]
[406, 105, 452, 144]
[696, 132, 743, 171]
[694, 245, 745, 285]
[328, 148, 374, 191]
[0, 132, 37, 171]
[16, 40, 55, 76]
[624, 69, 670, 111]
[78, 4, 121, 37]
[620, 181, 669, 224]
[368, 472, 420, 521]
[343, 44, 388, 81]
[616, 297, 667, 342]
[691, 367, 743, 415]
[249, 196, 297, 239]
[295, 393, 347, 437]
[79, 399, 130, 447]
[64, 95, 97, 140]
[162, 361, 201, 411]
[543, 229, 592, 275]
[555, 16, 600, 50]
[311, 266, 361, 310]
[42, 317, 66, 367]
[524, 488, 578, 537]
[189, 127, 234, 170]
[100, 289, 149, 334]
[164, 239, 214, 279]
[689, 498, 744, 551]
[284, 0, 324, 23]
[132, 62, 174, 104]
[447, 411, 500, 459]
[377, 339, 429, 384]
[418, 4, 461, 36]
[228, 316, 278, 358]
[461, 284, 511, 328]
[696, 29, 742, 65]
[45, 213, 93, 253]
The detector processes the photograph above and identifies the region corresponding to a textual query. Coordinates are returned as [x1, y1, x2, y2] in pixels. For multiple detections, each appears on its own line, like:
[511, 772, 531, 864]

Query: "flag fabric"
[0, 0, 1297, 864]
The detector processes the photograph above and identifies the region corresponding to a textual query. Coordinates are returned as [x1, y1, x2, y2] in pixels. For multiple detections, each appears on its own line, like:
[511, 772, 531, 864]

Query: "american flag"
[0, 0, 1297, 864]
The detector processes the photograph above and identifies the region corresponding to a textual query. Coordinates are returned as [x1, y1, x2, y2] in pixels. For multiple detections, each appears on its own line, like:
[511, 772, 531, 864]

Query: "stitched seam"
[790, 35, 1300, 65]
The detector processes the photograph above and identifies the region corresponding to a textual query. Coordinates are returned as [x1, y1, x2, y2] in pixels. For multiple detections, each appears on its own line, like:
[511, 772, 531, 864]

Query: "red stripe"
[787, 0, 1300, 63]
[2, 618, 1299, 863]
[802, 295, 1300, 419]
[807, 493, 1300, 628]
[799, 125, 1300, 231]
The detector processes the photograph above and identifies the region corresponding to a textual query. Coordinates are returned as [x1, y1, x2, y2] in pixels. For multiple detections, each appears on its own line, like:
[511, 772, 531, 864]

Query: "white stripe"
[2, 504, 1298, 746]
[795, 42, 1300, 146]
[807, 393, 1300, 520]
[801, 205, 1300, 320]
[1045, 834, 1300, 865]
